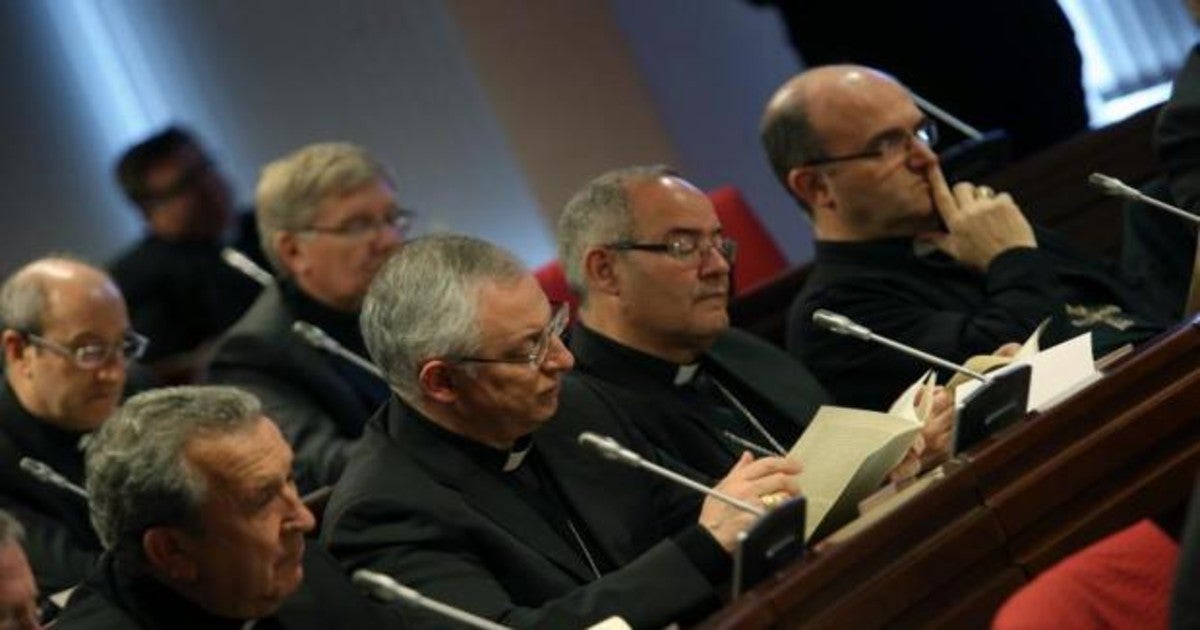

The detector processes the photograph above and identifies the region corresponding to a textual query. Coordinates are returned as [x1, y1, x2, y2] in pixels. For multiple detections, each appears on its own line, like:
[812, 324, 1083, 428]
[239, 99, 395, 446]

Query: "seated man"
[110, 127, 262, 384]
[0, 258, 140, 596]
[0, 510, 41, 630]
[209, 142, 408, 490]
[321, 234, 798, 628]
[760, 65, 1176, 409]
[557, 165, 829, 479]
[55, 386, 406, 629]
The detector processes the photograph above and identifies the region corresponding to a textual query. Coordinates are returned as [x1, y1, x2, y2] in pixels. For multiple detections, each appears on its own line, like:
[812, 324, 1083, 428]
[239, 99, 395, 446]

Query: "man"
[54, 386, 406, 629]
[209, 142, 407, 490]
[110, 127, 262, 384]
[0, 258, 140, 596]
[0, 510, 41, 630]
[321, 234, 798, 628]
[761, 65, 1174, 410]
[557, 165, 830, 480]
[1158, 0, 1200, 213]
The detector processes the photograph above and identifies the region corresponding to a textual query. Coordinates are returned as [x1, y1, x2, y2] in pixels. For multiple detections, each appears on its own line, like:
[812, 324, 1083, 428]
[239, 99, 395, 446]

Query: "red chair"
[533, 186, 787, 307]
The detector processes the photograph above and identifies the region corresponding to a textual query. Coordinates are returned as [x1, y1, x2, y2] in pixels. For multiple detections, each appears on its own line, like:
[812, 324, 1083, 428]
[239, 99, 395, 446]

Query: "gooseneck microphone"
[812, 310, 989, 383]
[220, 247, 276, 287]
[578, 432, 764, 517]
[352, 569, 511, 630]
[291, 321, 387, 381]
[1088, 172, 1200, 225]
[19, 457, 88, 499]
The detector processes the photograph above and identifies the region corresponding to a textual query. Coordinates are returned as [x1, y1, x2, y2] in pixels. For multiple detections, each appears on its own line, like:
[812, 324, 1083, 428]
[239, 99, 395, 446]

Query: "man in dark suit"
[109, 127, 262, 384]
[209, 142, 409, 491]
[0, 258, 144, 597]
[321, 234, 798, 628]
[557, 165, 831, 480]
[761, 65, 1174, 410]
[55, 386, 406, 629]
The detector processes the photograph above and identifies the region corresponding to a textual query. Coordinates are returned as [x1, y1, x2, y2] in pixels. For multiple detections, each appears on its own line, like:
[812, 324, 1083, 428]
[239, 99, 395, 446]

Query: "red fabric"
[993, 520, 1180, 630]
[707, 186, 787, 295]
[532, 260, 578, 318]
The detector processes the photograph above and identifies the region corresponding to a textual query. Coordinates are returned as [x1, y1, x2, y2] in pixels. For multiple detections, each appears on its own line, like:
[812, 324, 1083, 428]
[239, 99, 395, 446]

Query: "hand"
[917, 387, 954, 469]
[994, 342, 1022, 358]
[918, 165, 1036, 271]
[700, 452, 801, 552]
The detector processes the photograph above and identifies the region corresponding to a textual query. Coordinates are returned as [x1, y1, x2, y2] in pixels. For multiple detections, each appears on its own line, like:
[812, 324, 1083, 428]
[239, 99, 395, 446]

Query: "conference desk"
[698, 316, 1200, 629]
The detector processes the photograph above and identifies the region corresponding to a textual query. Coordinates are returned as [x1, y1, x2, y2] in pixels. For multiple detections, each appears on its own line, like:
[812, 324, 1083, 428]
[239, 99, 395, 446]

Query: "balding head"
[1, 258, 133, 432]
[761, 65, 909, 201]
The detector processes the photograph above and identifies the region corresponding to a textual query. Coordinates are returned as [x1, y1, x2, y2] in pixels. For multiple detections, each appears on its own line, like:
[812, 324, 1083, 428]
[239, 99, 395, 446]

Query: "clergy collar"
[410, 407, 535, 473]
[570, 324, 703, 389]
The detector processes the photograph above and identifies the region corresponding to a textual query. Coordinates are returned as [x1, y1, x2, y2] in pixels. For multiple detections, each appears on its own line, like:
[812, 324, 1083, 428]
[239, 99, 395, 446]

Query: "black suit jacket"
[570, 324, 828, 481]
[208, 285, 379, 490]
[320, 377, 723, 629]
[1158, 43, 1200, 214]
[55, 548, 407, 629]
[0, 384, 100, 596]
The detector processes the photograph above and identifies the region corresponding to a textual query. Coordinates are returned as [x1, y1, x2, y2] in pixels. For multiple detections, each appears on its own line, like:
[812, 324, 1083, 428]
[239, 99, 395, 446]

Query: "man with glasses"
[557, 166, 839, 481]
[761, 65, 1171, 409]
[110, 127, 263, 384]
[322, 234, 798, 628]
[210, 142, 409, 491]
[0, 258, 143, 598]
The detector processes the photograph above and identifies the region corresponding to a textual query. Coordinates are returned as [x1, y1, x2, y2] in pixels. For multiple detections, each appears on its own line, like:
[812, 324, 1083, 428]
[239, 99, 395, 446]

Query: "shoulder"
[55, 583, 139, 629]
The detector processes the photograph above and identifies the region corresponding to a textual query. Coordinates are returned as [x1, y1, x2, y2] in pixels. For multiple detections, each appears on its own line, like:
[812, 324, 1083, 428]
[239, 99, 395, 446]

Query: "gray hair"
[86, 386, 262, 570]
[256, 142, 394, 276]
[0, 510, 25, 547]
[557, 165, 675, 300]
[0, 255, 98, 335]
[759, 100, 825, 213]
[361, 234, 526, 402]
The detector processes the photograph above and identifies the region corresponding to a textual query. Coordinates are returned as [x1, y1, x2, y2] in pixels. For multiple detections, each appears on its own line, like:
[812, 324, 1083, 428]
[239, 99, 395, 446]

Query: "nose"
[907, 137, 939, 169]
[93, 352, 126, 383]
[285, 485, 317, 535]
[375, 222, 403, 251]
[542, 334, 575, 373]
[700, 243, 732, 277]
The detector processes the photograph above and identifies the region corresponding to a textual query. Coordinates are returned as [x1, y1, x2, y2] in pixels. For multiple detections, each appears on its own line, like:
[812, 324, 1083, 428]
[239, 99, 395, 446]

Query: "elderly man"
[110, 127, 262, 384]
[209, 142, 408, 490]
[0, 258, 141, 596]
[761, 65, 1173, 409]
[321, 234, 798, 628]
[0, 510, 41, 630]
[54, 386, 405, 629]
[557, 166, 830, 480]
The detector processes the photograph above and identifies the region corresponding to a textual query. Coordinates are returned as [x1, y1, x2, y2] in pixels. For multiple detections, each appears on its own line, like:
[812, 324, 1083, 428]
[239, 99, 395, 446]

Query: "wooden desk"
[698, 317, 1200, 629]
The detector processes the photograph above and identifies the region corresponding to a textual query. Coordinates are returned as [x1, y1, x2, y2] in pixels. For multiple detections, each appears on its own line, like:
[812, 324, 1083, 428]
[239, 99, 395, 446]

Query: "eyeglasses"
[801, 118, 939, 167]
[453, 302, 570, 368]
[140, 158, 215, 203]
[25, 331, 149, 370]
[606, 233, 737, 264]
[300, 208, 415, 239]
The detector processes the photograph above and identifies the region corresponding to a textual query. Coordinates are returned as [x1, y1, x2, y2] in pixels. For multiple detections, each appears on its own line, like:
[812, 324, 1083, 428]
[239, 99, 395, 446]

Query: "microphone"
[291, 320, 387, 381]
[1089, 172, 1200, 225]
[220, 247, 275, 287]
[812, 310, 989, 383]
[578, 432, 764, 517]
[19, 457, 88, 499]
[352, 569, 511, 630]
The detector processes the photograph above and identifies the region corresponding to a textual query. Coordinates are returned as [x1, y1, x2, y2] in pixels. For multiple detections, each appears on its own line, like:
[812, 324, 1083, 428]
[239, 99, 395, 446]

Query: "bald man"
[761, 65, 1173, 409]
[0, 258, 146, 596]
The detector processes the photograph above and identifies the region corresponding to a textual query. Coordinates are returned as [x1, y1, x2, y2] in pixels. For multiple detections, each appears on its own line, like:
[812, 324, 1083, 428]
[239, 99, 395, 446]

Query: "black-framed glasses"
[140, 158, 215, 203]
[606, 233, 737, 264]
[453, 302, 570, 368]
[25, 331, 149, 370]
[801, 118, 939, 167]
[300, 207, 416, 239]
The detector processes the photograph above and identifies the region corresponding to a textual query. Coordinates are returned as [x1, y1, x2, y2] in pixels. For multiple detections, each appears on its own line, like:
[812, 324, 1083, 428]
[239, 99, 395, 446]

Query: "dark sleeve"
[327, 499, 720, 630]
[1172, 477, 1200, 629]
[208, 366, 353, 492]
[1158, 46, 1200, 213]
[0, 500, 98, 595]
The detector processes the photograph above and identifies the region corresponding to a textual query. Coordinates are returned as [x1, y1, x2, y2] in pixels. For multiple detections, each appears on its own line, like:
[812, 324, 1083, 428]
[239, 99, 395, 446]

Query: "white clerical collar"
[503, 438, 533, 472]
[674, 363, 702, 386]
[912, 239, 939, 258]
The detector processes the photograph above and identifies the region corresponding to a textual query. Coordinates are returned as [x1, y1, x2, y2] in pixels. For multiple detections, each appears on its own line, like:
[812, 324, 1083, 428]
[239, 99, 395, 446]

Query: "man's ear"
[273, 231, 306, 277]
[786, 166, 833, 213]
[583, 247, 620, 297]
[143, 527, 199, 583]
[418, 360, 458, 405]
[1, 330, 27, 367]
